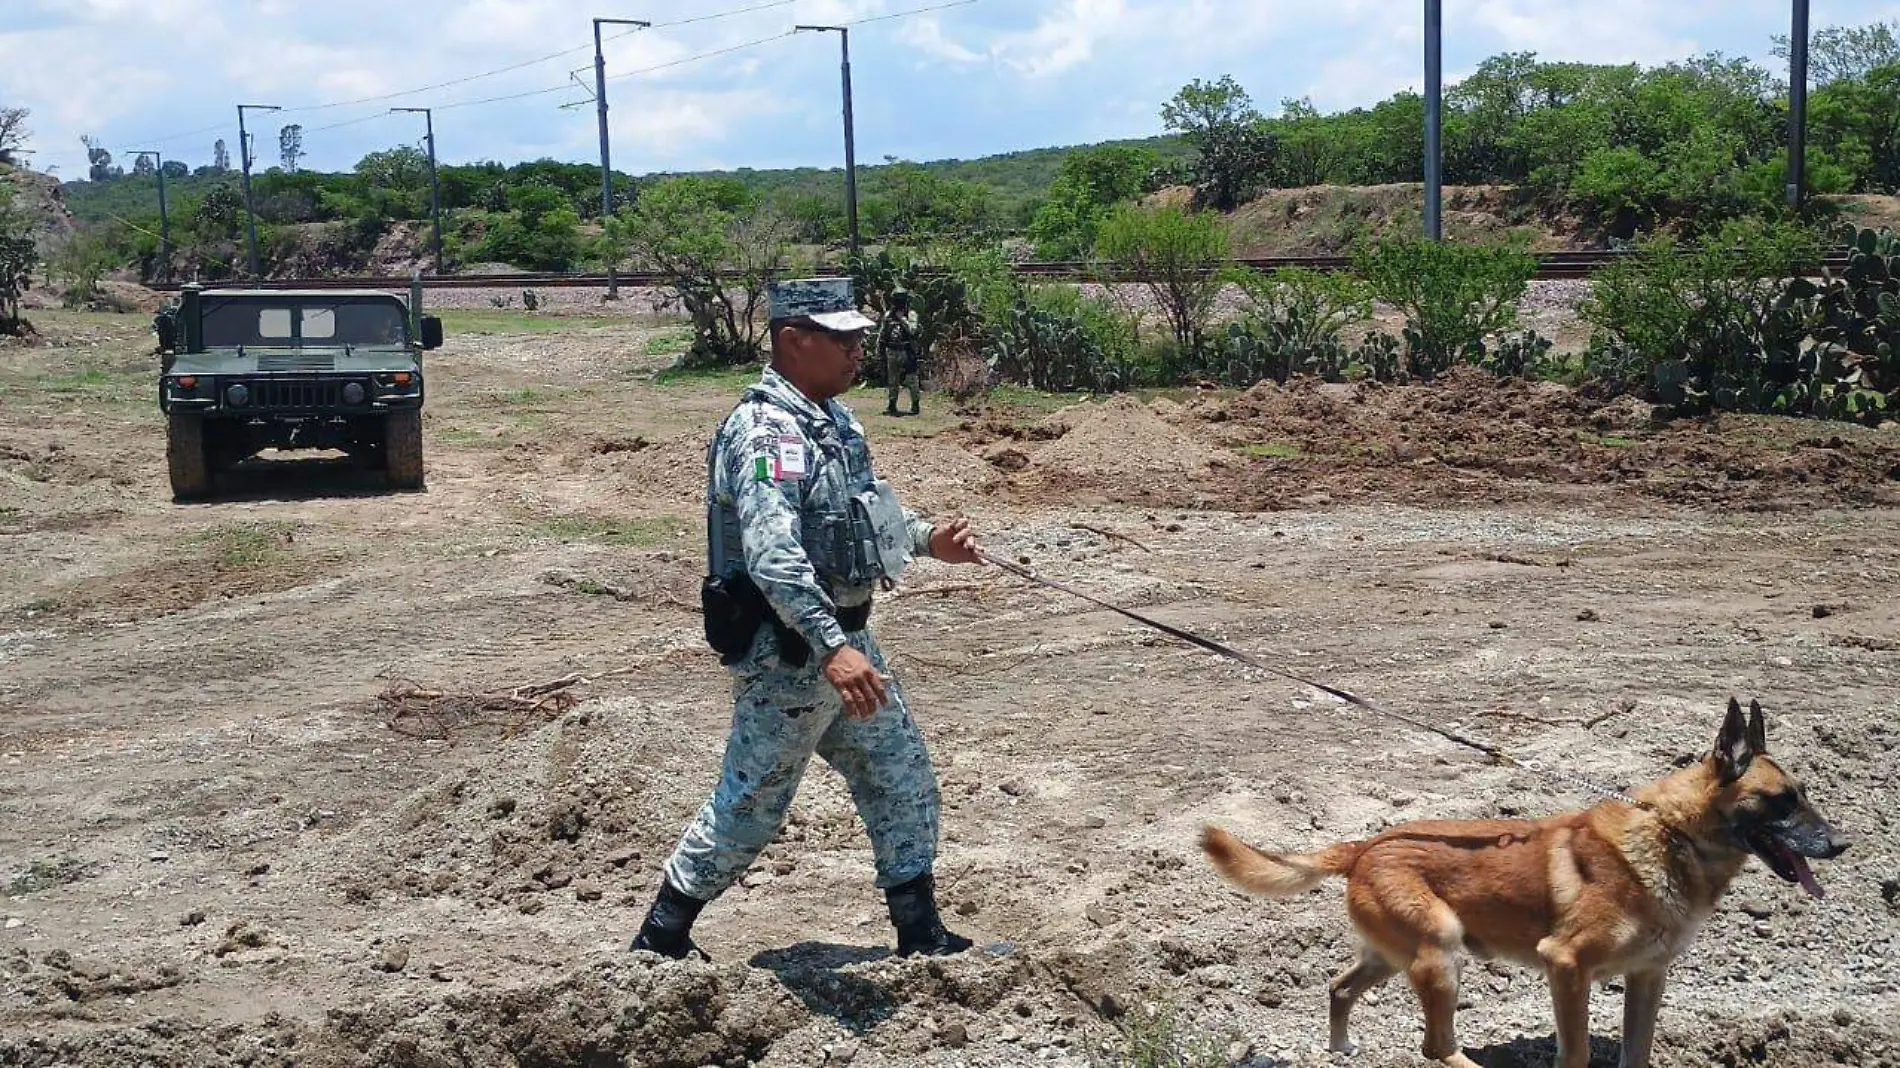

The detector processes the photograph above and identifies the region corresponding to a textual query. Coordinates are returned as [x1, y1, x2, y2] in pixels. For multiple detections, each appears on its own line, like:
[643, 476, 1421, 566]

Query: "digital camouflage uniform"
[880, 303, 922, 415]
[660, 363, 944, 901]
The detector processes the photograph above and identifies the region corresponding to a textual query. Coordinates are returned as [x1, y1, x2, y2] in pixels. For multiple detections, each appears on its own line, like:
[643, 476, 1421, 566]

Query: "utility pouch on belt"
[701, 572, 873, 669]
[701, 573, 766, 666]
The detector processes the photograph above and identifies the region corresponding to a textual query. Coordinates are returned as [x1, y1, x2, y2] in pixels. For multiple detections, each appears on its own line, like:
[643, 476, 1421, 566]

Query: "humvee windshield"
[202, 297, 409, 347]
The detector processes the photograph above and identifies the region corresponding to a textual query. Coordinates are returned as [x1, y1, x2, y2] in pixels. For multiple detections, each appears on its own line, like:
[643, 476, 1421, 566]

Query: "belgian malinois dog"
[1200, 698, 1848, 1068]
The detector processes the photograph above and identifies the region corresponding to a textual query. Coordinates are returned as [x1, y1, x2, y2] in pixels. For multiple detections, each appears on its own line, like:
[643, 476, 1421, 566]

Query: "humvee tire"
[167, 412, 211, 500]
[384, 409, 425, 490]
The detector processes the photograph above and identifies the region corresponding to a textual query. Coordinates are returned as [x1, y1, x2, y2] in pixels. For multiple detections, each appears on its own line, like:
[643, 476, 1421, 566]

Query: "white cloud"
[898, 15, 984, 65]
[990, 0, 1130, 78]
[7, 0, 1900, 182]
[606, 87, 793, 161]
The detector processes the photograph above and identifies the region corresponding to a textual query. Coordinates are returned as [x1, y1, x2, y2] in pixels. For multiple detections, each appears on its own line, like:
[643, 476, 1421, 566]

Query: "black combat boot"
[909, 396, 920, 416]
[630, 878, 710, 960]
[885, 872, 973, 958]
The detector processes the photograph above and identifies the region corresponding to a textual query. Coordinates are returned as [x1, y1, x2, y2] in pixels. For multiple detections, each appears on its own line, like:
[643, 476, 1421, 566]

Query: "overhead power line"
[128, 0, 806, 143]
[130, 0, 980, 151]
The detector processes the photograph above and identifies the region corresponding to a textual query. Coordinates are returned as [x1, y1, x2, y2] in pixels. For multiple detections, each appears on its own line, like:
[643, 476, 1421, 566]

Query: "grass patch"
[436, 309, 619, 335]
[1597, 435, 1637, 449]
[436, 427, 511, 450]
[6, 855, 98, 897]
[983, 383, 1089, 414]
[532, 514, 690, 549]
[644, 327, 696, 357]
[22, 597, 59, 613]
[192, 521, 298, 569]
[1240, 441, 1303, 459]
[652, 363, 760, 390]
[3, 362, 147, 408]
[1085, 1002, 1238, 1068]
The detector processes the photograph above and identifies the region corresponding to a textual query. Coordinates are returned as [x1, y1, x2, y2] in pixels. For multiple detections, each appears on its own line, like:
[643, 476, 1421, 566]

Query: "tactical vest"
[705, 387, 912, 597]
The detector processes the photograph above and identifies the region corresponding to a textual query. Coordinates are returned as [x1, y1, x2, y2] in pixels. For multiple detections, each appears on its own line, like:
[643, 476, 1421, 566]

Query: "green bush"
[1581, 219, 1821, 410]
[1355, 236, 1538, 379]
[1094, 203, 1229, 354]
[606, 177, 787, 368]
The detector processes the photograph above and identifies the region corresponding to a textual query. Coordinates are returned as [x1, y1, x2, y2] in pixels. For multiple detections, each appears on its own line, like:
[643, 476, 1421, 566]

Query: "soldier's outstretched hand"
[929, 518, 983, 565]
[823, 645, 888, 720]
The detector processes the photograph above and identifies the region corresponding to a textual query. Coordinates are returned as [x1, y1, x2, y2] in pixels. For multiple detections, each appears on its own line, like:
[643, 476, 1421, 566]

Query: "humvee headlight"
[342, 382, 367, 405]
[175, 376, 198, 392]
[392, 372, 413, 386]
[226, 383, 250, 407]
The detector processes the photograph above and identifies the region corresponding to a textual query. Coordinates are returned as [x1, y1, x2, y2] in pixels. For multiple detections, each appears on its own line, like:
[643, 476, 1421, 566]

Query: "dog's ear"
[1714, 697, 1756, 784]
[1746, 699, 1768, 755]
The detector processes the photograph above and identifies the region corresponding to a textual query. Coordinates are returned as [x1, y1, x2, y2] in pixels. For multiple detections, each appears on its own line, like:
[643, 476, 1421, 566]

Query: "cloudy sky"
[6, 0, 1898, 183]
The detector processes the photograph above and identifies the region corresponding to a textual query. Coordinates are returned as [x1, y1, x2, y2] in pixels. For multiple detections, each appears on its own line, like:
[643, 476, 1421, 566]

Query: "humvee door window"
[333, 303, 407, 345]
[257, 308, 293, 339]
[302, 307, 338, 339]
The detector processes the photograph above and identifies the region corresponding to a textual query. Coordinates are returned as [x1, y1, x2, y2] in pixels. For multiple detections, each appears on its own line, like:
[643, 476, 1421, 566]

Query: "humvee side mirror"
[420, 315, 443, 350]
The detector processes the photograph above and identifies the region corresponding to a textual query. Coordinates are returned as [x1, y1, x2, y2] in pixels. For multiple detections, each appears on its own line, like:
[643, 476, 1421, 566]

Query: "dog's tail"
[1199, 824, 1363, 897]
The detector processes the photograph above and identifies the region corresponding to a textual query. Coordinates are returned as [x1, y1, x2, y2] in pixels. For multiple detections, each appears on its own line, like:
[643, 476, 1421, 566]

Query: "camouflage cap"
[767, 277, 876, 332]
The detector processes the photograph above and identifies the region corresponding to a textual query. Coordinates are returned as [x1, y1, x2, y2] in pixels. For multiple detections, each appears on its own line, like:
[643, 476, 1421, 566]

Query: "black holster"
[701, 573, 872, 669]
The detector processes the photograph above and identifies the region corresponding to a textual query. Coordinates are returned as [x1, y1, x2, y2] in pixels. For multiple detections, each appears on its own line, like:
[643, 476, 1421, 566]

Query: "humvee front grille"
[250, 379, 346, 409]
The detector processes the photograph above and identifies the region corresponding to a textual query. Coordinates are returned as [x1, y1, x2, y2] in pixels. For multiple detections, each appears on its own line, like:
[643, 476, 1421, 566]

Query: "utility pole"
[126, 149, 171, 269]
[593, 17, 651, 300]
[796, 25, 860, 255]
[236, 103, 281, 277]
[1423, 0, 1443, 241]
[1787, 0, 1810, 209]
[392, 107, 444, 274]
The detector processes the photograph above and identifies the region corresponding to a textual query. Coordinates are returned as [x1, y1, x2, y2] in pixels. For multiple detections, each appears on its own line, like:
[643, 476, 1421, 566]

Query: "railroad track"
[146, 248, 1855, 292]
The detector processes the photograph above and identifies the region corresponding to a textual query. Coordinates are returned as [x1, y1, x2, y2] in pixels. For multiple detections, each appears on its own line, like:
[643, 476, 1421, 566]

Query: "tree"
[1028, 144, 1161, 259]
[192, 184, 244, 237]
[81, 135, 117, 182]
[0, 183, 37, 333]
[1774, 20, 1900, 86]
[131, 153, 156, 177]
[160, 160, 188, 180]
[1161, 75, 1277, 210]
[607, 177, 788, 367]
[0, 106, 29, 166]
[212, 139, 231, 173]
[279, 125, 303, 173]
[48, 230, 117, 308]
[1354, 236, 1538, 379]
[1093, 203, 1229, 354]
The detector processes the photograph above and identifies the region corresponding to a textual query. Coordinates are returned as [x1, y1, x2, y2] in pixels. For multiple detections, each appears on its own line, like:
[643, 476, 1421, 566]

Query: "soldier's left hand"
[929, 518, 983, 565]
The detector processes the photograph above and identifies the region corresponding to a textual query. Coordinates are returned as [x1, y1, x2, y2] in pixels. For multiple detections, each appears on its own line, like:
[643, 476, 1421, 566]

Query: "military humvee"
[154, 282, 443, 500]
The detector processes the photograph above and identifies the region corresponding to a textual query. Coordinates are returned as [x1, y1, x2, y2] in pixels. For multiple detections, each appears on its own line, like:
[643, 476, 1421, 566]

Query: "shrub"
[1354, 236, 1538, 380]
[1094, 204, 1229, 355]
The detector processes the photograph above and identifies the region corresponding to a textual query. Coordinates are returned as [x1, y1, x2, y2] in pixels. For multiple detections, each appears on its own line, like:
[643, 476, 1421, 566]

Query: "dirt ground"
[2, 308, 1898, 1068]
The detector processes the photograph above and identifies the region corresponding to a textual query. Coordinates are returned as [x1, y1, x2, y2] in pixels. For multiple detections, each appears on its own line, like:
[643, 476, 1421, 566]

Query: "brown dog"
[1201, 698, 1848, 1068]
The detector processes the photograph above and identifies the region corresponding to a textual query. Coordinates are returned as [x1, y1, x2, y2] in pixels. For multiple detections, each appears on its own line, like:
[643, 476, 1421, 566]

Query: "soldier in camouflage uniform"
[632, 277, 984, 961]
[879, 288, 923, 417]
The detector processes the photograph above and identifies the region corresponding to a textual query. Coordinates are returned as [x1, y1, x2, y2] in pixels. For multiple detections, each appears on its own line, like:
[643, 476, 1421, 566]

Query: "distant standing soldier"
[631, 277, 984, 961]
[879, 288, 923, 417]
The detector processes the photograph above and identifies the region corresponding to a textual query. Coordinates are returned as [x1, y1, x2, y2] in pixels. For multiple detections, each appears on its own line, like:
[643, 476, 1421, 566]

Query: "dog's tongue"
[1793, 855, 1824, 899]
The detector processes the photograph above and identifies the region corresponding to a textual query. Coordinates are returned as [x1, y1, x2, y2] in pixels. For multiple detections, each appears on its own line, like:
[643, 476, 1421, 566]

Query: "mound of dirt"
[997, 395, 1232, 506]
[1215, 369, 1900, 511]
[589, 431, 711, 507]
[1211, 183, 1588, 256]
[313, 696, 719, 910]
[874, 436, 1004, 514]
